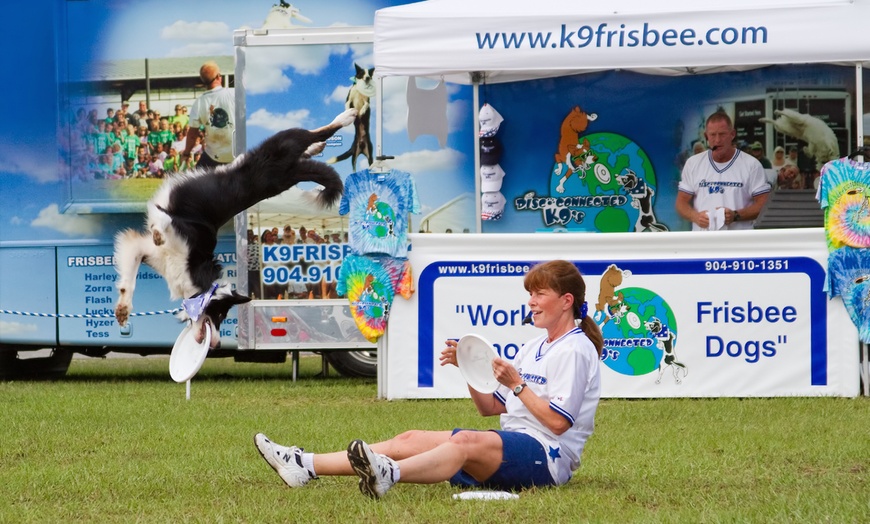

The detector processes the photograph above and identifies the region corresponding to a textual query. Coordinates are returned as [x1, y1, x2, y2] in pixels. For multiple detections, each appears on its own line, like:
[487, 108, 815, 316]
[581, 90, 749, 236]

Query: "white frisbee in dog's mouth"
[169, 321, 211, 383]
[456, 334, 500, 394]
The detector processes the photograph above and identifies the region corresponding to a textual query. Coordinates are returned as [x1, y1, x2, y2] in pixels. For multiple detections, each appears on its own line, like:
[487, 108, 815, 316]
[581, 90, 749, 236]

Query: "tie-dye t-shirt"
[339, 169, 421, 257]
[826, 246, 870, 343]
[817, 158, 870, 251]
[337, 255, 414, 342]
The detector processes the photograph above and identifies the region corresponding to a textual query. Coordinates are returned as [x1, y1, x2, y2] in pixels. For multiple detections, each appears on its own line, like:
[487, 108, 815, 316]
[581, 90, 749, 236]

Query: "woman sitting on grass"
[254, 260, 603, 499]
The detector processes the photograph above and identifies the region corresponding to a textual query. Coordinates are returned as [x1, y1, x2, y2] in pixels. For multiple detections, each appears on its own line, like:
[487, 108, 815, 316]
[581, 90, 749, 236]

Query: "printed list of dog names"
[64, 254, 121, 338]
[64, 253, 237, 339]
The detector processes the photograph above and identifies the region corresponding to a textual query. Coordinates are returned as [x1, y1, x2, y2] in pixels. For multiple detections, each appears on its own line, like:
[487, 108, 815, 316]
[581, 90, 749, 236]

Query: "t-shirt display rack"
[817, 148, 870, 395]
[336, 154, 420, 343]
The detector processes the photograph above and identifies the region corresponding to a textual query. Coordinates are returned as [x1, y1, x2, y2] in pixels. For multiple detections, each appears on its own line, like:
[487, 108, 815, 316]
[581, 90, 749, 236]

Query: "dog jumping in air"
[113, 109, 357, 347]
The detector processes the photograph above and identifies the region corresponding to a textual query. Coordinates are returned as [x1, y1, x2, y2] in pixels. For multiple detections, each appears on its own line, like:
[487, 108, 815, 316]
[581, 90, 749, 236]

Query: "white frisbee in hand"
[169, 321, 211, 383]
[456, 334, 500, 394]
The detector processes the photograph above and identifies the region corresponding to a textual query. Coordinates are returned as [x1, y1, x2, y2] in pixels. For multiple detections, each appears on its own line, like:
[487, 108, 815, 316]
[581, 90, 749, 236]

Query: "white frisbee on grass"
[456, 333, 500, 394]
[169, 321, 211, 383]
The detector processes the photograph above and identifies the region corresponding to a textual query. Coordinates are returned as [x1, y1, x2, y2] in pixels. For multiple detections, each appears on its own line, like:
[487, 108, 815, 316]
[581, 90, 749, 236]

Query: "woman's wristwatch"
[512, 382, 527, 396]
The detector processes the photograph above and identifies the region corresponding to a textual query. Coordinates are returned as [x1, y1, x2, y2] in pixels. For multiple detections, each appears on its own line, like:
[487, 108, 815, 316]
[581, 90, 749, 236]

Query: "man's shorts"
[448, 429, 555, 491]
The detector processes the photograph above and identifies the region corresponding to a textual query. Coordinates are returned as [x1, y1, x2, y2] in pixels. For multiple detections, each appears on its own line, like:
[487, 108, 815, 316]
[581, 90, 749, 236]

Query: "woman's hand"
[439, 339, 459, 367]
[492, 358, 522, 389]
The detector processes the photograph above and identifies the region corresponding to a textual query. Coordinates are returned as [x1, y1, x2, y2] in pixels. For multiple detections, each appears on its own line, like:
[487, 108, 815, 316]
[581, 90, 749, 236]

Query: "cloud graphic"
[161, 20, 231, 41]
[0, 320, 39, 336]
[326, 84, 350, 105]
[160, 20, 233, 58]
[31, 204, 102, 237]
[243, 46, 335, 94]
[167, 43, 232, 58]
[388, 149, 464, 174]
[243, 40, 374, 95]
[247, 108, 311, 132]
[0, 144, 60, 183]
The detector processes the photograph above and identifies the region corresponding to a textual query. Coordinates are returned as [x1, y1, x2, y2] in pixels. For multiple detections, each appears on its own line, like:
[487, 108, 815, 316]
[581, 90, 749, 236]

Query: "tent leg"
[291, 350, 298, 382]
[861, 342, 869, 397]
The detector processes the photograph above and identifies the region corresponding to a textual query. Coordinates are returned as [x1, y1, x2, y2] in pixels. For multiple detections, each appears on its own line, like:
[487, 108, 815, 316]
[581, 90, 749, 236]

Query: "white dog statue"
[759, 108, 840, 168]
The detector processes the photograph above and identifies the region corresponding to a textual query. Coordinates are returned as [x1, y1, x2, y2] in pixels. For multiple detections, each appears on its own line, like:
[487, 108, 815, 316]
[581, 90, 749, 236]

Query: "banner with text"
[384, 230, 859, 398]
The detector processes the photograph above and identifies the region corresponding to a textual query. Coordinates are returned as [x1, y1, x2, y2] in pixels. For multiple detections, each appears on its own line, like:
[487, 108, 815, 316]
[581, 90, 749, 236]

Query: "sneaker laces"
[376, 456, 396, 483]
[278, 447, 301, 465]
[279, 447, 316, 480]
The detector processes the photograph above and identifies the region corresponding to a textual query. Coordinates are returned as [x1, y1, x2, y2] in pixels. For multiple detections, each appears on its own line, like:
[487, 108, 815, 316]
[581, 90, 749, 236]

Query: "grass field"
[1, 355, 868, 523]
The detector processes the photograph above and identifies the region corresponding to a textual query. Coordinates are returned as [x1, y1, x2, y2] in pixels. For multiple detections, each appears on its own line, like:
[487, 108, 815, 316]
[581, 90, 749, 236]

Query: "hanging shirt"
[826, 246, 870, 343]
[339, 169, 420, 257]
[817, 157, 870, 251]
[406, 78, 448, 147]
[337, 255, 414, 342]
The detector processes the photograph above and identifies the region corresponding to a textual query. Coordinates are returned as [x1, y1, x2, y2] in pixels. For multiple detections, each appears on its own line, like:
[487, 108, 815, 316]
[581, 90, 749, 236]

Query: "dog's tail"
[297, 159, 344, 208]
[326, 146, 355, 165]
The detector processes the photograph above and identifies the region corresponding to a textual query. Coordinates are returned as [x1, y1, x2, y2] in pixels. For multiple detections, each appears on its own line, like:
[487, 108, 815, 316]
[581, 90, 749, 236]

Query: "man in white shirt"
[675, 111, 770, 231]
[183, 61, 235, 168]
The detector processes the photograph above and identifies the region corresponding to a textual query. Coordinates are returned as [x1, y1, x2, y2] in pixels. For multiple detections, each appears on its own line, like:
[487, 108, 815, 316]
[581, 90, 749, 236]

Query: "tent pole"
[376, 75, 384, 159]
[856, 63, 864, 150]
[472, 72, 481, 233]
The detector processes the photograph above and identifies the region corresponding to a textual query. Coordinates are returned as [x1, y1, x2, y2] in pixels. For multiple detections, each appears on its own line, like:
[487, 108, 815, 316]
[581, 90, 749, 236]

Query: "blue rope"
[0, 308, 181, 319]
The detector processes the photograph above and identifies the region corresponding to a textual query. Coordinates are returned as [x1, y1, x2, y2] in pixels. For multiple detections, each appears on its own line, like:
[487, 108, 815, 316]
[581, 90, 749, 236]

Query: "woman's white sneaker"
[347, 439, 398, 499]
[254, 433, 316, 488]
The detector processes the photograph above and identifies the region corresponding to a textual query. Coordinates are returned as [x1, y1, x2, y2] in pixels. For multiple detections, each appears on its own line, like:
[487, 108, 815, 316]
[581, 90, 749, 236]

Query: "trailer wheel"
[0, 346, 74, 381]
[324, 350, 377, 378]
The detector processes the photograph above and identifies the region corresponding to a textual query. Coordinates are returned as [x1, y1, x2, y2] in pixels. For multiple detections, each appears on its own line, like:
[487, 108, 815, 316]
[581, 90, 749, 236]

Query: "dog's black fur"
[114, 109, 356, 347]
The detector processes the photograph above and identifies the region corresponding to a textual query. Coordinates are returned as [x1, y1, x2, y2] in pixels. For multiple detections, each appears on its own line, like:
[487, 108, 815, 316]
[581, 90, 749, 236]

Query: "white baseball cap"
[479, 104, 503, 137]
[481, 191, 506, 221]
[480, 164, 505, 192]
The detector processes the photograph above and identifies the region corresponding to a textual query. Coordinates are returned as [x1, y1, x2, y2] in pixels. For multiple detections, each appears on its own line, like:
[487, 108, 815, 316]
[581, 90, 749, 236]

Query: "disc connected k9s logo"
[592, 264, 685, 383]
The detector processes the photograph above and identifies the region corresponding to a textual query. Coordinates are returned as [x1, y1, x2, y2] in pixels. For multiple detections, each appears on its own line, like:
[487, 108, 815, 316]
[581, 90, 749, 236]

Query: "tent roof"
[374, 0, 870, 83]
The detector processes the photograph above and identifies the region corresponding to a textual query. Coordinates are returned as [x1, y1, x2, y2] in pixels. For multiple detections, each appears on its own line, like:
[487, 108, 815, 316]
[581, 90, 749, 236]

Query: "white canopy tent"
[373, 0, 870, 229]
[374, 0, 870, 83]
[373, 0, 870, 399]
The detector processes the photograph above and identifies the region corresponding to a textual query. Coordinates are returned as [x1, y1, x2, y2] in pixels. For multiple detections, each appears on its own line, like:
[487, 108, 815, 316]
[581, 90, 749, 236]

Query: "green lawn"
[1, 355, 867, 523]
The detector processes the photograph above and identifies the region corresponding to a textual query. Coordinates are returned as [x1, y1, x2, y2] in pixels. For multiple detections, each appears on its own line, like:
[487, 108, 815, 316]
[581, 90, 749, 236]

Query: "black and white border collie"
[113, 109, 357, 347]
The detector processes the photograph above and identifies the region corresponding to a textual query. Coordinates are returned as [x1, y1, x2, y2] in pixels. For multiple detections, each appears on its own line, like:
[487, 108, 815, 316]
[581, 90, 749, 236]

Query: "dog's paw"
[151, 228, 165, 246]
[556, 184, 566, 194]
[334, 108, 358, 127]
[305, 141, 326, 157]
[115, 303, 130, 326]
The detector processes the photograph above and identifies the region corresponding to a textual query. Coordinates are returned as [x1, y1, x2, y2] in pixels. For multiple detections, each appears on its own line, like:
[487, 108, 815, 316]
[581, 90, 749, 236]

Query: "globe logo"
[596, 286, 678, 376]
[547, 132, 665, 233]
[363, 196, 396, 239]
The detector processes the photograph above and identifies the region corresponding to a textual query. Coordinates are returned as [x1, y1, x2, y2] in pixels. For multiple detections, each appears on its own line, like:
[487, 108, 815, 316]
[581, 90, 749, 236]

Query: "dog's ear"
[228, 290, 252, 306]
